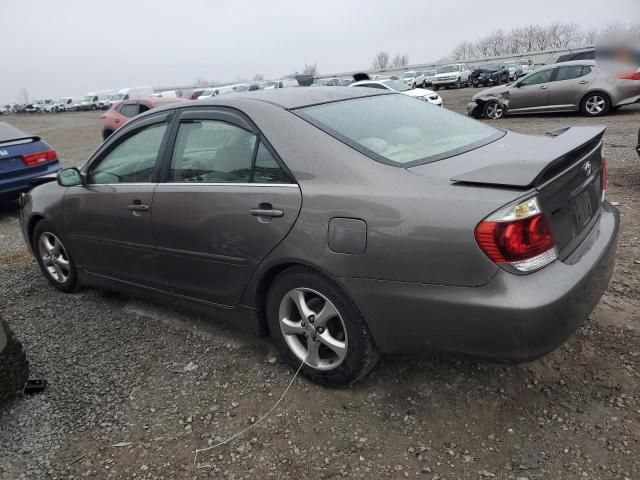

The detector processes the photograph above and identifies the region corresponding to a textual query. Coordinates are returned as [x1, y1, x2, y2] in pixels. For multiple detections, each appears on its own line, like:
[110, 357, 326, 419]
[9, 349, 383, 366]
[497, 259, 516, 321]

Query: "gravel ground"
[0, 92, 639, 480]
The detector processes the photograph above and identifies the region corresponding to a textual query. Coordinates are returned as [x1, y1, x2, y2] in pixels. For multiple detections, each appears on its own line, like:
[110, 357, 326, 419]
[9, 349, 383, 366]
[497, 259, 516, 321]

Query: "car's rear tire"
[0, 320, 29, 403]
[266, 267, 379, 387]
[33, 220, 79, 293]
[580, 92, 612, 117]
[482, 100, 505, 119]
[433, 86, 439, 91]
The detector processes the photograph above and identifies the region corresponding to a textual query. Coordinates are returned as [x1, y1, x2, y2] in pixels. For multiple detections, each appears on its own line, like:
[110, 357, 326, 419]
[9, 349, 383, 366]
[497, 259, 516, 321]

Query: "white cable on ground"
[193, 355, 307, 469]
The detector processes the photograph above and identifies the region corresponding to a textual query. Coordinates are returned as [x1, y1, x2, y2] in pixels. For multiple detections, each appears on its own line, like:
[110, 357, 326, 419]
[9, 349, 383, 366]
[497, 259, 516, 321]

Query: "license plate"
[570, 177, 599, 230]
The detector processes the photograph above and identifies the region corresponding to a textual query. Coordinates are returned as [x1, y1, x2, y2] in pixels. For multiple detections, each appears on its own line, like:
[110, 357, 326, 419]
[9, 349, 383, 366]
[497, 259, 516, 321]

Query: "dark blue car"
[0, 122, 62, 200]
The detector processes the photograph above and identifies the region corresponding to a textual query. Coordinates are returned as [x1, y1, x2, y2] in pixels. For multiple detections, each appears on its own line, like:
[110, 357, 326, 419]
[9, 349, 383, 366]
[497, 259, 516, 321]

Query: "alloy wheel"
[485, 102, 504, 119]
[585, 95, 606, 115]
[38, 232, 71, 283]
[278, 288, 348, 371]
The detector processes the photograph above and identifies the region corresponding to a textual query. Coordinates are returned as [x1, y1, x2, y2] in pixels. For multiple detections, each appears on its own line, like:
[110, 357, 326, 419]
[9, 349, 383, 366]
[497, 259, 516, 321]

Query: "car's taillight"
[601, 158, 607, 202]
[618, 72, 640, 80]
[475, 196, 557, 273]
[22, 149, 57, 167]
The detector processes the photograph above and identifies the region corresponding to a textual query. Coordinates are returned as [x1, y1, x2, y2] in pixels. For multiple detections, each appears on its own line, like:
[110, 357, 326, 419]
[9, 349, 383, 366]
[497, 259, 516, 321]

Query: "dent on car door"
[152, 110, 302, 306]
[64, 115, 171, 287]
[509, 68, 554, 112]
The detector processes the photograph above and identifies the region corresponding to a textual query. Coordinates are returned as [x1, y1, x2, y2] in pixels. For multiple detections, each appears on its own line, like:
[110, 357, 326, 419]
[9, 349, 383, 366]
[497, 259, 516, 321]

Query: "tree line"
[449, 22, 640, 61]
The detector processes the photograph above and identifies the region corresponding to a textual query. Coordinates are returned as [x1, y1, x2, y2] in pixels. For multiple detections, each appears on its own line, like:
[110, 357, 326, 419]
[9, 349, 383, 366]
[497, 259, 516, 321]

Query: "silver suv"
[432, 63, 471, 89]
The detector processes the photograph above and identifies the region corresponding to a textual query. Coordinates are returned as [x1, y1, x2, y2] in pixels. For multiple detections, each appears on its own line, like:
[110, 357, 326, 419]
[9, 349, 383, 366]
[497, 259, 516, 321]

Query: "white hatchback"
[350, 79, 443, 107]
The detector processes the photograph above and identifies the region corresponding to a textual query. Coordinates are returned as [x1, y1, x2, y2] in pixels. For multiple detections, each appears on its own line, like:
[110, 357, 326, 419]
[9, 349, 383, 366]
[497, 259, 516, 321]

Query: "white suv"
[431, 64, 471, 90]
[401, 71, 426, 88]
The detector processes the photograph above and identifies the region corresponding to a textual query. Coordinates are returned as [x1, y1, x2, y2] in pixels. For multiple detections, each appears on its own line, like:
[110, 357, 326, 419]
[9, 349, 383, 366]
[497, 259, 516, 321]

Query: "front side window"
[88, 123, 167, 184]
[170, 120, 256, 183]
[555, 65, 587, 81]
[519, 69, 553, 86]
[297, 94, 502, 167]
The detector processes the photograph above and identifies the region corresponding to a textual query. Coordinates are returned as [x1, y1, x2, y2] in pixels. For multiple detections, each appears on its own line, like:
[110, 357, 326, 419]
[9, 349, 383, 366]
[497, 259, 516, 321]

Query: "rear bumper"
[0, 161, 62, 200]
[336, 202, 619, 360]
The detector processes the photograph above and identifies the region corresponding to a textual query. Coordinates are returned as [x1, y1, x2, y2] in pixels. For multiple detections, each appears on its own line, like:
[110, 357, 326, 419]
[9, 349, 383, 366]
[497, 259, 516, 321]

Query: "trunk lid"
[409, 126, 606, 259]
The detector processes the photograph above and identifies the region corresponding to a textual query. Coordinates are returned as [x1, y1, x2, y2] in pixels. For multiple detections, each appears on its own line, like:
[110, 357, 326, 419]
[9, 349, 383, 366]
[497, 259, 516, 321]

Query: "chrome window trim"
[83, 182, 298, 188]
[159, 182, 298, 187]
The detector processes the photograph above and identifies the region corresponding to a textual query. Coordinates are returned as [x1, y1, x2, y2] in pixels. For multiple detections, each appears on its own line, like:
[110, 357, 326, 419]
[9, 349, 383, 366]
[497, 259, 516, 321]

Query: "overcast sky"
[1, 0, 638, 103]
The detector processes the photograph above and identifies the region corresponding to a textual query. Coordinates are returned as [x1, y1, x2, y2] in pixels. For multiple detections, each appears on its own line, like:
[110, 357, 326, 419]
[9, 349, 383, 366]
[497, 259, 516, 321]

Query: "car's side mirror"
[57, 167, 85, 187]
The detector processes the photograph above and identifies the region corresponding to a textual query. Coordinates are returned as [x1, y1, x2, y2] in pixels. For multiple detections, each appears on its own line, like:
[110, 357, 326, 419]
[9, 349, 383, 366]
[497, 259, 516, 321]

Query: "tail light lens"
[22, 149, 57, 167]
[475, 196, 557, 273]
[618, 72, 640, 80]
[601, 158, 607, 202]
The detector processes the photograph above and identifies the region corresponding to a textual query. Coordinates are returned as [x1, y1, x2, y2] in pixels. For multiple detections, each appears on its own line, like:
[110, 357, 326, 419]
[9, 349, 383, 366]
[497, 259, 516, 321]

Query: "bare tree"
[391, 53, 409, 67]
[194, 77, 209, 87]
[302, 63, 318, 76]
[372, 51, 390, 70]
[253, 73, 265, 81]
[17, 88, 29, 104]
[451, 41, 475, 60]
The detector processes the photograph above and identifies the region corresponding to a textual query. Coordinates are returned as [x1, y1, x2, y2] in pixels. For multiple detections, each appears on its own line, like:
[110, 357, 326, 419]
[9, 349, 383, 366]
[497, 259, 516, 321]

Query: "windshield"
[402, 72, 414, 78]
[482, 64, 500, 70]
[297, 94, 503, 167]
[437, 65, 460, 74]
[506, 62, 515, 67]
[382, 80, 411, 92]
[111, 94, 125, 101]
[425, 70, 436, 76]
[516, 60, 530, 65]
[82, 95, 92, 102]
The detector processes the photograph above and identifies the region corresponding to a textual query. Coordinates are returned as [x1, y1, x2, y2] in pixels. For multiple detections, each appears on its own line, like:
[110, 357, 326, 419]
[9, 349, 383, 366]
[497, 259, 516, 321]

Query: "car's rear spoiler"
[0, 121, 39, 145]
[450, 126, 606, 188]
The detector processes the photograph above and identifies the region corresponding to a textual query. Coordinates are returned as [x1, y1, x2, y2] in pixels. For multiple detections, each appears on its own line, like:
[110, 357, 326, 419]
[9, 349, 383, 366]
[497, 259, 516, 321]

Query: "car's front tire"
[266, 267, 378, 387]
[482, 100, 505, 119]
[33, 221, 79, 293]
[581, 92, 612, 117]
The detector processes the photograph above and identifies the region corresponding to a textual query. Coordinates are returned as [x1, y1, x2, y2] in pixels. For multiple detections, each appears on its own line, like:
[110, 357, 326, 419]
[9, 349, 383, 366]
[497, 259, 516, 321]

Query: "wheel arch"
[26, 214, 46, 251]
[248, 259, 346, 336]
[580, 90, 612, 106]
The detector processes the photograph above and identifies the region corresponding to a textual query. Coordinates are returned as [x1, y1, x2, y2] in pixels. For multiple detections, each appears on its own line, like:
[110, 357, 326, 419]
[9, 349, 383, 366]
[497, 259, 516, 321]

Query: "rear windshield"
[296, 94, 503, 167]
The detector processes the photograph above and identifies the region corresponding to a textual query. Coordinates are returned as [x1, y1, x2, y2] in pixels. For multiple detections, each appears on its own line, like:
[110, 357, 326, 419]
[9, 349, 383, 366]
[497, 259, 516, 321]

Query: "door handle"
[577, 80, 589, 84]
[539, 86, 547, 90]
[128, 203, 149, 212]
[250, 208, 284, 218]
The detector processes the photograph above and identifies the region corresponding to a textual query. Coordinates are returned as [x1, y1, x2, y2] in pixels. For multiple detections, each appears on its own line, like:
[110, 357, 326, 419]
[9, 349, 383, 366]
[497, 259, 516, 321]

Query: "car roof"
[166, 86, 391, 111]
[0, 122, 30, 143]
[546, 59, 597, 68]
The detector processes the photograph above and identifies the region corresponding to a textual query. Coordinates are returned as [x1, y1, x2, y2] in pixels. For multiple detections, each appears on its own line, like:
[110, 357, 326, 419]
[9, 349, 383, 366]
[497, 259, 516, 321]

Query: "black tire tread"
[266, 266, 379, 387]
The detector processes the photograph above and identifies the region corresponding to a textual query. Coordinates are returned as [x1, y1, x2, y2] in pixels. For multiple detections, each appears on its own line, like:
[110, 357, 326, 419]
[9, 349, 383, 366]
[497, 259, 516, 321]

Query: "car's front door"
[152, 108, 302, 306]
[547, 65, 595, 110]
[64, 113, 172, 288]
[508, 68, 555, 112]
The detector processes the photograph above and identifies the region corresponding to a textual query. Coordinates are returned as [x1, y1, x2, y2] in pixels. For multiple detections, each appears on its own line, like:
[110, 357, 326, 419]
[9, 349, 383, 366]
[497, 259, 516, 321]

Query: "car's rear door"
[509, 68, 555, 112]
[64, 112, 173, 288]
[548, 65, 596, 110]
[152, 107, 302, 306]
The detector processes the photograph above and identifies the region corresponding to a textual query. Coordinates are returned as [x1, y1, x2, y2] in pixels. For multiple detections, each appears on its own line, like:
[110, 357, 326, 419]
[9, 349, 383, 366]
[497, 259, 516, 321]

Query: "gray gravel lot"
[1, 91, 639, 480]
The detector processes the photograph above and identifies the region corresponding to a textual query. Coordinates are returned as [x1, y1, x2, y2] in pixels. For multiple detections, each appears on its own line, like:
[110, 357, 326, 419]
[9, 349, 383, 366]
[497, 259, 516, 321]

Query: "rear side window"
[555, 65, 586, 81]
[297, 94, 503, 167]
[170, 120, 256, 183]
[253, 142, 290, 183]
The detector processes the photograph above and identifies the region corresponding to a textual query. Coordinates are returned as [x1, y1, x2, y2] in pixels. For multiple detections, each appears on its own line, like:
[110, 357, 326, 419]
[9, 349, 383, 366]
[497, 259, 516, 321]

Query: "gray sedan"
[19, 88, 619, 386]
[468, 60, 640, 119]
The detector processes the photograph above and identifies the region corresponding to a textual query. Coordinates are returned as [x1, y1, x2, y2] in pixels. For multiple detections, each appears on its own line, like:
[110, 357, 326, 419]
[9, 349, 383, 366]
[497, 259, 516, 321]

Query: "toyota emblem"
[582, 161, 593, 177]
